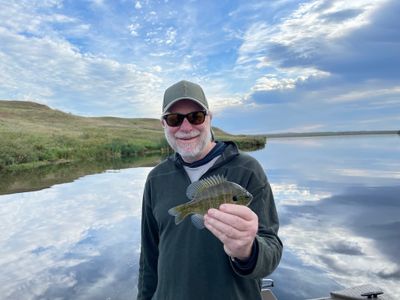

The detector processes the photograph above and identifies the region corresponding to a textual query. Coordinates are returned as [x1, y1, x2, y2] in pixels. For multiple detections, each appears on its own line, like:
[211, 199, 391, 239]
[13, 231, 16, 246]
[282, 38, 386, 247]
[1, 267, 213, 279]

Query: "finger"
[219, 204, 257, 222]
[207, 208, 253, 232]
[205, 216, 256, 259]
[204, 218, 227, 243]
[204, 214, 247, 240]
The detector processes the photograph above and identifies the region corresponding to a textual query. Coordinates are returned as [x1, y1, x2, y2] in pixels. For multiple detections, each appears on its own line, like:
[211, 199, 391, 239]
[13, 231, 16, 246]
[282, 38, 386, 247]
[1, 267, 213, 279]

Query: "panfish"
[168, 175, 253, 229]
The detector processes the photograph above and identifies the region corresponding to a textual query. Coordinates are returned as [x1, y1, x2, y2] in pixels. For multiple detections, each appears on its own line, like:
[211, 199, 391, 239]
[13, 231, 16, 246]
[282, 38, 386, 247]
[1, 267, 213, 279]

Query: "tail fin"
[168, 206, 186, 225]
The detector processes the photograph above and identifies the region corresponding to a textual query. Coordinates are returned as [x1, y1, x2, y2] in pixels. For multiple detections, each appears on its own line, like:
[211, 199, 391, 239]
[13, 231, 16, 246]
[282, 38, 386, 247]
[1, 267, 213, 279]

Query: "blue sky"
[0, 0, 399, 134]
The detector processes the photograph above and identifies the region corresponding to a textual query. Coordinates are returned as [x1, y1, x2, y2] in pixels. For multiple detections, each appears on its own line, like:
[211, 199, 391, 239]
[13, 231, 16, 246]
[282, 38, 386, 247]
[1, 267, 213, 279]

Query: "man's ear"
[160, 119, 166, 128]
[208, 111, 213, 121]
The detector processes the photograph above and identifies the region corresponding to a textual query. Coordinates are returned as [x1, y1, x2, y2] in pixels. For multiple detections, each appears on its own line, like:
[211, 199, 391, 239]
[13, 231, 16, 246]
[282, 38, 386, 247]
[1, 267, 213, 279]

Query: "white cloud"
[89, 0, 105, 7]
[0, 25, 163, 117]
[165, 27, 177, 45]
[0, 1, 84, 36]
[276, 124, 326, 133]
[239, 0, 384, 62]
[253, 75, 297, 91]
[151, 65, 163, 72]
[237, 0, 385, 93]
[209, 94, 246, 113]
[135, 1, 142, 10]
[251, 67, 330, 92]
[128, 23, 141, 36]
[358, 115, 400, 125]
[330, 86, 400, 103]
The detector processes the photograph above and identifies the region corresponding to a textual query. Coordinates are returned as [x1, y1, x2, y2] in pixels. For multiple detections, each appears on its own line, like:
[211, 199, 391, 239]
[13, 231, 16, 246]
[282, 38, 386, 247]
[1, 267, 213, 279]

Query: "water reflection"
[0, 168, 150, 300]
[0, 154, 163, 195]
[251, 135, 400, 299]
[0, 135, 399, 299]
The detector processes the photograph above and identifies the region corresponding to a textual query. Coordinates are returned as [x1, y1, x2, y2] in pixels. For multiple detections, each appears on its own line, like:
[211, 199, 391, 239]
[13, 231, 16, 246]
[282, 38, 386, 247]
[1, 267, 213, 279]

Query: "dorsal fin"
[186, 175, 227, 199]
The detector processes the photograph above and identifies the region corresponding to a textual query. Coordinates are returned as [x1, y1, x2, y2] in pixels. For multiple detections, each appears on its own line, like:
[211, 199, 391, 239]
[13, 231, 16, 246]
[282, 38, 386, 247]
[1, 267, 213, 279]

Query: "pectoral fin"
[190, 214, 205, 229]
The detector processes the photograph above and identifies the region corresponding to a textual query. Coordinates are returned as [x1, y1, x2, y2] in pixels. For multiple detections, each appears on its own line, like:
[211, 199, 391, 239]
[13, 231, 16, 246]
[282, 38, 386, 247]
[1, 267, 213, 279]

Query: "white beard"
[165, 128, 212, 162]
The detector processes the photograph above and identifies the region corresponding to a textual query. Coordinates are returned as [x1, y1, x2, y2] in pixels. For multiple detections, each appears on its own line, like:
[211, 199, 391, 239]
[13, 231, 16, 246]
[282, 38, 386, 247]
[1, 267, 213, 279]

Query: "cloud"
[0, 25, 163, 116]
[0, 0, 398, 132]
[135, 1, 142, 10]
[237, 0, 400, 114]
[237, 0, 385, 66]
[330, 86, 400, 103]
[0, 168, 150, 299]
[128, 23, 140, 36]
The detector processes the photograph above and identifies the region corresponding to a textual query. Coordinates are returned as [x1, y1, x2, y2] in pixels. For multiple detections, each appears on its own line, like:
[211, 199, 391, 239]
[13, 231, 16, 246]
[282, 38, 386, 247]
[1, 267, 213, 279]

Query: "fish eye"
[232, 195, 238, 202]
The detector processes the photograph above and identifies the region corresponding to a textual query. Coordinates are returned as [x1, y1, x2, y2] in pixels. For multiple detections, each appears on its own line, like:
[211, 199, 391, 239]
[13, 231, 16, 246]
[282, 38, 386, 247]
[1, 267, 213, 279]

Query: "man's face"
[162, 99, 213, 163]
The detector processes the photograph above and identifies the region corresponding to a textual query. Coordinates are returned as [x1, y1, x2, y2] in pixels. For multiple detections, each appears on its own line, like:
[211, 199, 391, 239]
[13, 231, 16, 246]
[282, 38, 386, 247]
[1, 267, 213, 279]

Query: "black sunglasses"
[162, 110, 207, 127]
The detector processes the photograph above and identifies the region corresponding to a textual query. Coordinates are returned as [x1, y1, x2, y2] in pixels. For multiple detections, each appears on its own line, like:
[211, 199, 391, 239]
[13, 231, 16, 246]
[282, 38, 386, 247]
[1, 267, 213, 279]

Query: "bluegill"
[168, 175, 253, 229]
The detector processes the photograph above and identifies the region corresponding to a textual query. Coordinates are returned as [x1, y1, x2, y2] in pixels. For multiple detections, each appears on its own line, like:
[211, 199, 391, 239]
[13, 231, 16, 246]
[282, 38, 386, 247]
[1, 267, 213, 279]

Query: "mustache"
[174, 130, 200, 139]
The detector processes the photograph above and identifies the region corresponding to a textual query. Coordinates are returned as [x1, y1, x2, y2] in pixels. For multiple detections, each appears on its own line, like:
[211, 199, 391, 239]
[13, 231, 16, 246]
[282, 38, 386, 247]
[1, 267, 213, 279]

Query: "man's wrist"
[230, 240, 258, 274]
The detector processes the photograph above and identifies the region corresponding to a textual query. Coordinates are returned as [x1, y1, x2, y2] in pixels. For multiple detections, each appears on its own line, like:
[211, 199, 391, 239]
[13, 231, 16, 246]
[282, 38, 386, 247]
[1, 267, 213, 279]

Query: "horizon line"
[263, 130, 400, 138]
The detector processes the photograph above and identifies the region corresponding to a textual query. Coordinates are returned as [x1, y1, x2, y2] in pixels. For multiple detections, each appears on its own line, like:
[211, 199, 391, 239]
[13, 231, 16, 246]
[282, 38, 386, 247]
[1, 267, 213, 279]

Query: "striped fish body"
[168, 175, 253, 229]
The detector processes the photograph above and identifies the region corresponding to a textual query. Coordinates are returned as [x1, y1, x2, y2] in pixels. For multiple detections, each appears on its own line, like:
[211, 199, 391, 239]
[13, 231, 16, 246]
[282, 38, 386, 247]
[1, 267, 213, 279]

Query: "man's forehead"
[169, 99, 203, 112]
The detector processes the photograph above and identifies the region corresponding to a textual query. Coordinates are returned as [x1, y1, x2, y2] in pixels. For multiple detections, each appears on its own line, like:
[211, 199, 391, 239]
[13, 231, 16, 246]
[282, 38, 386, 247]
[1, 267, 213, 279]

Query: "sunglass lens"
[187, 111, 206, 125]
[165, 114, 183, 127]
[164, 111, 206, 127]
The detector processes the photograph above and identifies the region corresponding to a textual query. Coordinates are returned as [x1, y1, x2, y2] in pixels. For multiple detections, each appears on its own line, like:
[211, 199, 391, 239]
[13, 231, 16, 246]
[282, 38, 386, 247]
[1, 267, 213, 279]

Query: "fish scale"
[168, 175, 253, 229]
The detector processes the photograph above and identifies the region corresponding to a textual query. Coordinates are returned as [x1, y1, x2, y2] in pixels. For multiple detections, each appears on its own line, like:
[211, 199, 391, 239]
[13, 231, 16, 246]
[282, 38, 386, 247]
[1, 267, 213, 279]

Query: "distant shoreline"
[264, 130, 400, 138]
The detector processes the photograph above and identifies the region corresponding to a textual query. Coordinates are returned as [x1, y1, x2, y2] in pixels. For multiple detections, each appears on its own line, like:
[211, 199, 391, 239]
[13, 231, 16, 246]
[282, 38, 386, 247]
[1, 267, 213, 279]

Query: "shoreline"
[264, 130, 400, 139]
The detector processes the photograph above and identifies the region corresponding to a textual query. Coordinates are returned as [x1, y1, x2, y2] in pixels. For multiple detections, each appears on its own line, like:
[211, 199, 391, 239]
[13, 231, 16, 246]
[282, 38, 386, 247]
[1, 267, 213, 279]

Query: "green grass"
[0, 100, 266, 171]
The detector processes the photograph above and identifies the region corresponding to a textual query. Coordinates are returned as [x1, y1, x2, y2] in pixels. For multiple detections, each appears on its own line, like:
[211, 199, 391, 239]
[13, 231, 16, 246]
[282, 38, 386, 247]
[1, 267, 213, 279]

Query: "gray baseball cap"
[162, 80, 209, 113]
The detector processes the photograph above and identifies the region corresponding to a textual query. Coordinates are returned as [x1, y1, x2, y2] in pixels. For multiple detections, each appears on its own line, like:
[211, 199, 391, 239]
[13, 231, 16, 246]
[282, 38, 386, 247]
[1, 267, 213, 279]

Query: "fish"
[168, 175, 253, 229]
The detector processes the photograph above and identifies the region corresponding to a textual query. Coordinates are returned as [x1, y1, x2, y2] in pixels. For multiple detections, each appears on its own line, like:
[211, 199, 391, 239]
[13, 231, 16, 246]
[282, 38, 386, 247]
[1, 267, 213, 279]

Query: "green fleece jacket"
[137, 142, 282, 300]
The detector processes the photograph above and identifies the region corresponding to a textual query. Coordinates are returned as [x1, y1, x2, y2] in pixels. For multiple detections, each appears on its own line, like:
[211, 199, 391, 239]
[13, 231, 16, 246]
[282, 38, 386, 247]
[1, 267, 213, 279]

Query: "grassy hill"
[0, 100, 266, 171]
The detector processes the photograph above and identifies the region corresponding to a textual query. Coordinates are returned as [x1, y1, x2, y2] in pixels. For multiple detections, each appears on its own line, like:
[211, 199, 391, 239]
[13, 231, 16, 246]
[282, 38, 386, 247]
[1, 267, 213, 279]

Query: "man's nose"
[179, 117, 193, 130]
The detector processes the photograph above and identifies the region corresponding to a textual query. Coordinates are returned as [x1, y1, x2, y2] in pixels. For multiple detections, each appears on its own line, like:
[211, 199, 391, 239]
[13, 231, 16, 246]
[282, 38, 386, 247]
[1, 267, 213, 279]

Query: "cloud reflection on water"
[269, 182, 400, 299]
[255, 136, 400, 299]
[0, 168, 150, 300]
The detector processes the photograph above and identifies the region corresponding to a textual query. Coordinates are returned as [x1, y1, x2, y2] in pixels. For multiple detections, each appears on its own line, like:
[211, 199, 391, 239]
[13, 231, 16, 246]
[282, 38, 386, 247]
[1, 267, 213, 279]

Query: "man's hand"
[204, 204, 258, 260]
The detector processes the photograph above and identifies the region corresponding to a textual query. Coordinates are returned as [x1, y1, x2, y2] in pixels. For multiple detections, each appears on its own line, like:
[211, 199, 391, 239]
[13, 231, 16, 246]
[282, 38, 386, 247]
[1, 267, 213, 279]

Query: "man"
[137, 80, 282, 300]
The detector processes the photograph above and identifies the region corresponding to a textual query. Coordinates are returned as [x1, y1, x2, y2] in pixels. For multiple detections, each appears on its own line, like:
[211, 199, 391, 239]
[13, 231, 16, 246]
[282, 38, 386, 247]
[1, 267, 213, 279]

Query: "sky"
[0, 0, 399, 134]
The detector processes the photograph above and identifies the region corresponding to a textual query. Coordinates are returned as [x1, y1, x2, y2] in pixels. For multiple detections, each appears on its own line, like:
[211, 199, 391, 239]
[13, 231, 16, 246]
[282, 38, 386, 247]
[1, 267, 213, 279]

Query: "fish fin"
[186, 174, 228, 199]
[168, 206, 185, 225]
[191, 214, 205, 229]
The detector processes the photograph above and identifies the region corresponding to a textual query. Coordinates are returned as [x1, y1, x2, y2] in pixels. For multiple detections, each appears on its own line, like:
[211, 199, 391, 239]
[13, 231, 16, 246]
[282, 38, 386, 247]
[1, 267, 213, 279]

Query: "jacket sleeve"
[231, 164, 283, 279]
[137, 179, 159, 299]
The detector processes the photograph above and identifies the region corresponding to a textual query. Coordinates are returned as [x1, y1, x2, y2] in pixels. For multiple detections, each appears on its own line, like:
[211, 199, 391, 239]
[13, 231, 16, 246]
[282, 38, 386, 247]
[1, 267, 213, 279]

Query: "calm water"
[0, 135, 399, 299]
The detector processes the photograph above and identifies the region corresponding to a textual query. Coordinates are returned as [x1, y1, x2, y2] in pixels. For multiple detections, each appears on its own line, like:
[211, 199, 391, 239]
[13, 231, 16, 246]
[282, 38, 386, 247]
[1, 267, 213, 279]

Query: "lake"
[0, 135, 399, 299]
